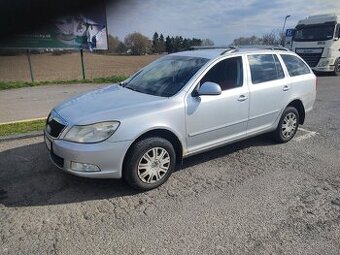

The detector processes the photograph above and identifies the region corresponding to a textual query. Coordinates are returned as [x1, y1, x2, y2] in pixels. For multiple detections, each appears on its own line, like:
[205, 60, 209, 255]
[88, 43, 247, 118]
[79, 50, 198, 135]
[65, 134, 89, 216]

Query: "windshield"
[294, 24, 335, 41]
[124, 55, 209, 97]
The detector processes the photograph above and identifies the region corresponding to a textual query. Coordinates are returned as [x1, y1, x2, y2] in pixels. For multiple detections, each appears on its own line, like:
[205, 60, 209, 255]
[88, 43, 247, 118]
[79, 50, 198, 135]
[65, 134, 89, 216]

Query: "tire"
[273, 107, 299, 143]
[333, 58, 340, 76]
[123, 137, 176, 190]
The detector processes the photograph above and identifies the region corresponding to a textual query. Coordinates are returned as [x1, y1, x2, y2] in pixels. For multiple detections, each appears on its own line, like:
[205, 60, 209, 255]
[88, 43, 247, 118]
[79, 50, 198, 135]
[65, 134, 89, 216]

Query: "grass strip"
[0, 119, 46, 137]
[0, 75, 128, 90]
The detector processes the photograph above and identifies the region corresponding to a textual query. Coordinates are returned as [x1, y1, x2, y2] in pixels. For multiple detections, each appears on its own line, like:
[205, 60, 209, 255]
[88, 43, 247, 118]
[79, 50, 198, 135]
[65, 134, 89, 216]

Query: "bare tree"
[262, 31, 277, 45]
[124, 32, 151, 55]
[108, 35, 123, 53]
[232, 29, 284, 46]
[232, 36, 262, 46]
[201, 38, 215, 46]
[262, 29, 283, 45]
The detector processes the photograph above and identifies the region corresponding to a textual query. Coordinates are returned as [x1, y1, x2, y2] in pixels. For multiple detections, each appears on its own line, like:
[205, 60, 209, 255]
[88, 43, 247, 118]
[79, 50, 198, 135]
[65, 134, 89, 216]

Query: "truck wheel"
[123, 137, 176, 190]
[273, 107, 299, 143]
[334, 58, 340, 76]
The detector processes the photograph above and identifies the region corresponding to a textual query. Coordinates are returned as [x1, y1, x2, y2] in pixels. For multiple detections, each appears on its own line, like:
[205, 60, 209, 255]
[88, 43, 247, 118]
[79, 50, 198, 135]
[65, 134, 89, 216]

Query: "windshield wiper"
[125, 86, 142, 93]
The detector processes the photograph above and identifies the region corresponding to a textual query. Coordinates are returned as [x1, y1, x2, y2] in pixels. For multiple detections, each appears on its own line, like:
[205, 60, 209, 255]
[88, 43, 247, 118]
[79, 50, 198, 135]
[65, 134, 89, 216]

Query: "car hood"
[54, 84, 166, 124]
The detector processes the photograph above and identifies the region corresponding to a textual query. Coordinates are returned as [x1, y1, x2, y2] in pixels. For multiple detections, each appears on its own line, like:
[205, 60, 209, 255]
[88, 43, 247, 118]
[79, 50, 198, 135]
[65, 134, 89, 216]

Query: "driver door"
[185, 56, 249, 154]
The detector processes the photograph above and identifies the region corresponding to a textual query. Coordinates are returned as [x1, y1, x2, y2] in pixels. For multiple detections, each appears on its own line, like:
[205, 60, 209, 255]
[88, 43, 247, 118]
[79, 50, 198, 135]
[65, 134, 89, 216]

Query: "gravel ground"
[0, 76, 340, 255]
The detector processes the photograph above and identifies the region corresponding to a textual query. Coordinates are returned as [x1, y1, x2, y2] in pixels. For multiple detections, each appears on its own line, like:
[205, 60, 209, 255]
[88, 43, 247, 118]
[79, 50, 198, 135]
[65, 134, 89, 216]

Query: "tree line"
[107, 29, 284, 55]
[108, 32, 214, 55]
[231, 29, 284, 46]
[155, 32, 214, 54]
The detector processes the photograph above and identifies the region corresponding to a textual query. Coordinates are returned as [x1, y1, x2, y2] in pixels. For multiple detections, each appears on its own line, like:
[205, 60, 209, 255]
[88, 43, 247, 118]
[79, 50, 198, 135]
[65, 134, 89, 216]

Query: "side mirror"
[197, 82, 222, 96]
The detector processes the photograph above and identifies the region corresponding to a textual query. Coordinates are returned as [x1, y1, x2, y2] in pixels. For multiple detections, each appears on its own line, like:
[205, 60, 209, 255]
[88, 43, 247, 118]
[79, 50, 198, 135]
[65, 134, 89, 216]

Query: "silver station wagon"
[45, 47, 316, 190]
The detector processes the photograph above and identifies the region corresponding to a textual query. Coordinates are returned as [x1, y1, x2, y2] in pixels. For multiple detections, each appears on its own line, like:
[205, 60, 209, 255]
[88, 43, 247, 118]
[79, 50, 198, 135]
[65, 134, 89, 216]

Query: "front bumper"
[312, 66, 335, 72]
[45, 131, 132, 179]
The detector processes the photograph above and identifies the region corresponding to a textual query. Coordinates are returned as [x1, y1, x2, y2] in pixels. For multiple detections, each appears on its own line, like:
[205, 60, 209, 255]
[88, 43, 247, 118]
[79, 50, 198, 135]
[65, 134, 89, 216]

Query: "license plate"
[45, 136, 52, 151]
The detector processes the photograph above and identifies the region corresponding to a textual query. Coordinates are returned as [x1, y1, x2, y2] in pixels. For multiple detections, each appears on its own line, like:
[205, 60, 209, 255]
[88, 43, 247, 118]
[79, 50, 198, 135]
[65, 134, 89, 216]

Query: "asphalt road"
[0, 76, 340, 255]
[0, 84, 106, 123]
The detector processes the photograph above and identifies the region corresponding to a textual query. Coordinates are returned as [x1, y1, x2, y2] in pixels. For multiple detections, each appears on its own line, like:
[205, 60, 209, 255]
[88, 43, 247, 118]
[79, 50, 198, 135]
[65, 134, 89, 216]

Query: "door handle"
[283, 85, 290, 91]
[238, 95, 248, 102]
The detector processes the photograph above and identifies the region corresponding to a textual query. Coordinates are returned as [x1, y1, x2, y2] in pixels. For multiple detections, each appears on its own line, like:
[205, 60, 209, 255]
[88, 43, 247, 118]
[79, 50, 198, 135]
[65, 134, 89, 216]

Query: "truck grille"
[46, 112, 67, 138]
[297, 53, 322, 67]
[295, 48, 323, 68]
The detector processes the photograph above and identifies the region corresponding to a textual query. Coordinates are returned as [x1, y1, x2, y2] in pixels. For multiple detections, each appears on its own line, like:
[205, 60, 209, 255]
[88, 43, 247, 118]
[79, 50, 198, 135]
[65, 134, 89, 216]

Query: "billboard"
[0, 5, 108, 51]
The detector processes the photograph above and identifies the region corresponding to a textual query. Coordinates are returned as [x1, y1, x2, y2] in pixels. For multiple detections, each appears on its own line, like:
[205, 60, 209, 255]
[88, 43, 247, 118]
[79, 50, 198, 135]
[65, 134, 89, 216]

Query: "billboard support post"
[26, 49, 34, 82]
[80, 49, 86, 80]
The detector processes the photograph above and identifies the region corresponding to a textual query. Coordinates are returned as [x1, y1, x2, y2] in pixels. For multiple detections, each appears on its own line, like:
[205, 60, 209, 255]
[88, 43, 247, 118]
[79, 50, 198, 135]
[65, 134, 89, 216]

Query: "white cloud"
[106, 0, 340, 44]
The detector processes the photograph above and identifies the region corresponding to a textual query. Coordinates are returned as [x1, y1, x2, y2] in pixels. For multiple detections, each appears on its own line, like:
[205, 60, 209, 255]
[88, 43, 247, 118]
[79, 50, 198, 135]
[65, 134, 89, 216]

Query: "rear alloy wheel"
[273, 107, 299, 143]
[334, 58, 340, 76]
[124, 137, 176, 190]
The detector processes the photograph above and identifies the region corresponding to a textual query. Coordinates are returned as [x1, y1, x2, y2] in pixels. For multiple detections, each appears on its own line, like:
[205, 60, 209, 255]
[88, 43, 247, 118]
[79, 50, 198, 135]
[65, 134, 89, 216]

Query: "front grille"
[50, 152, 64, 168]
[47, 119, 66, 137]
[46, 112, 67, 138]
[297, 53, 322, 67]
[295, 48, 323, 68]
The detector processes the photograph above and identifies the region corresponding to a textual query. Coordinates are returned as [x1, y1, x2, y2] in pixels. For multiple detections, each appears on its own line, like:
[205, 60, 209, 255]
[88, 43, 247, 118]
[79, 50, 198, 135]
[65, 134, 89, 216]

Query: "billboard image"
[0, 5, 108, 50]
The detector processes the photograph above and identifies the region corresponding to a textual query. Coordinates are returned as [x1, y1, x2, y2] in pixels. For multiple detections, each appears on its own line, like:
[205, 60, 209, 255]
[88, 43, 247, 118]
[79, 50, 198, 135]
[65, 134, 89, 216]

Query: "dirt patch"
[0, 53, 161, 82]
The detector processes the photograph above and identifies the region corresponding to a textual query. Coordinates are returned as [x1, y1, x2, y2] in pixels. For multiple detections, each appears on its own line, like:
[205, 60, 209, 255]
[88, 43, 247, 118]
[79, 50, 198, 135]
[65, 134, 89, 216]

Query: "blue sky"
[106, 0, 340, 45]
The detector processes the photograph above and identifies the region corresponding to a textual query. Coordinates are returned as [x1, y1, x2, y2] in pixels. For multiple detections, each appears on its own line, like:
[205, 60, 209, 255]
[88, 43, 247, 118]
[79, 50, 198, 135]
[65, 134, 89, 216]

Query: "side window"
[200, 57, 243, 91]
[281, 54, 311, 76]
[248, 54, 284, 84]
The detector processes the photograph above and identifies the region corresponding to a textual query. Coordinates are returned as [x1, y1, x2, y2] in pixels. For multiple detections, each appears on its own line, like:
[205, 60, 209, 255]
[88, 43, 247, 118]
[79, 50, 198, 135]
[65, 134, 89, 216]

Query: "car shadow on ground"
[180, 134, 275, 171]
[0, 134, 275, 207]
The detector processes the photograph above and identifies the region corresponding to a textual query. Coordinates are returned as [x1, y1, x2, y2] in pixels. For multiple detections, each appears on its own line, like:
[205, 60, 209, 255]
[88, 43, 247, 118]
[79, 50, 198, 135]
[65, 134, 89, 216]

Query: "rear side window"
[281, 54, 311, 76]
[248, 54, 284, 84]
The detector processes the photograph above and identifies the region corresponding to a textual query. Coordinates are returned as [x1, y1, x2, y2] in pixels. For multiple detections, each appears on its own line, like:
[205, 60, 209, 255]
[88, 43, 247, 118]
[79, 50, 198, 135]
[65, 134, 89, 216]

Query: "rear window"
[281, 54, 311, 77]
[248, 54, 285, 84]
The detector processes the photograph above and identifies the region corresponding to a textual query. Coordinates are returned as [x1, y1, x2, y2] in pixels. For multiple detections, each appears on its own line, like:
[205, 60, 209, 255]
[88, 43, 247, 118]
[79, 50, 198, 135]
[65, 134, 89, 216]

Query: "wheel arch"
[287, 99, 305, 124]
[123, 128, 184, 171]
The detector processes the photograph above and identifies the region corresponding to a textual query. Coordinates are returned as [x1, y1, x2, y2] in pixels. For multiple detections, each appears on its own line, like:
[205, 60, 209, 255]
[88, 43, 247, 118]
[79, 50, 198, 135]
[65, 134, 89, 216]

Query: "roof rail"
[227, 44, 290, 52]
[189, 45, 290, 55]
[190, 46, 230, 50]
[189, 45, 238, 54]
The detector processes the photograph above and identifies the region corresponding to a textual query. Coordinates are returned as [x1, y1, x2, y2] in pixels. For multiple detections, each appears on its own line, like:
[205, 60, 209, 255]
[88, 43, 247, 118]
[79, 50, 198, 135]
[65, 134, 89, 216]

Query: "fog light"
[71, 162, 100, 172]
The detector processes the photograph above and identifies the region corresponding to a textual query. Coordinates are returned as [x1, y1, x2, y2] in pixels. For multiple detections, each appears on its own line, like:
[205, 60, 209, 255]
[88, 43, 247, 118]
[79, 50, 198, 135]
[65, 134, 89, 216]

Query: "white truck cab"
[292, 13, 340, 75]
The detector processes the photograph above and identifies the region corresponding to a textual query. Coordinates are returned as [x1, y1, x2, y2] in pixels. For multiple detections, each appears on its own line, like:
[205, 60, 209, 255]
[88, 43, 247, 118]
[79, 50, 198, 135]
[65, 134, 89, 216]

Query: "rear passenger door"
[246, 53, 291, 135]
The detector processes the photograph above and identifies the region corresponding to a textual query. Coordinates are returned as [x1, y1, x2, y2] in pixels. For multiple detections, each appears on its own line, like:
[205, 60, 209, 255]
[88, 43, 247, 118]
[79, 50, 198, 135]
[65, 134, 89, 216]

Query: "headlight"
[64, 121, 120, 143]
[318, 58, 335, 67]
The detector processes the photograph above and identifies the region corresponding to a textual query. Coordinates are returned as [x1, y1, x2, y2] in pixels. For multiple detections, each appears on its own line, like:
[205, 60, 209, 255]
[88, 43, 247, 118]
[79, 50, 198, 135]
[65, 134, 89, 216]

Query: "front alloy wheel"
[137, 147, 170, 183]
[124, 137, 176, 190]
